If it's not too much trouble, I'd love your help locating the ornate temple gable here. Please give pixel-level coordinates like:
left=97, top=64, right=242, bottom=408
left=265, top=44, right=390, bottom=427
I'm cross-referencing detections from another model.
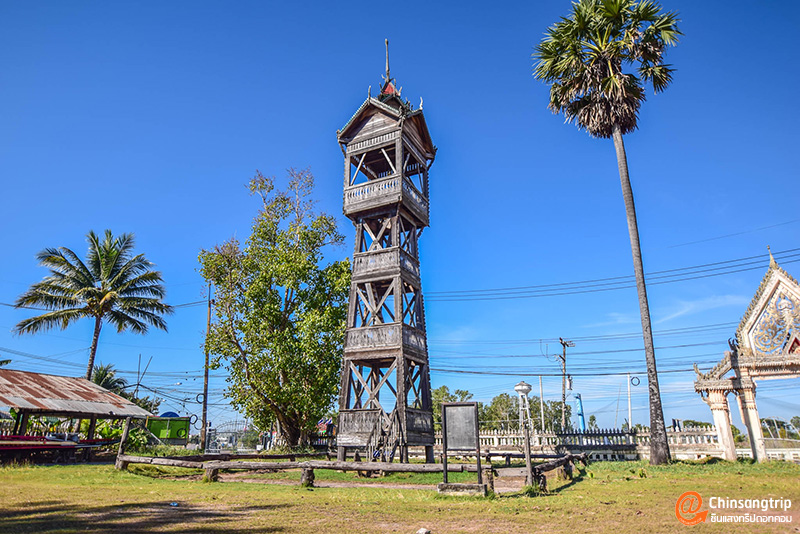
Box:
left=736, top=258, right=800, bottom=356
left=338, top=99, right=402, bottom=144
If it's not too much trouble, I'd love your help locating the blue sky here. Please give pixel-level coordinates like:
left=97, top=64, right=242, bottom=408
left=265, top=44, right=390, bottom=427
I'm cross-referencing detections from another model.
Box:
left=1, top=1, right=798, bottom=432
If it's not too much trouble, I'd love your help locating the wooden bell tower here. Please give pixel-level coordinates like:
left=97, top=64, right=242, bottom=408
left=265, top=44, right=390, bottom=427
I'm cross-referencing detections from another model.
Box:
left=336, top=43, right=436, bottom=463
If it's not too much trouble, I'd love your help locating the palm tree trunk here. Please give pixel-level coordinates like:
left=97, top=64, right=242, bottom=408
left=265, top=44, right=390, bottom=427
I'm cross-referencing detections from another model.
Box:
left=611, top=124, right=670, bottom=465
left=85, top=316, right=103, bottom=380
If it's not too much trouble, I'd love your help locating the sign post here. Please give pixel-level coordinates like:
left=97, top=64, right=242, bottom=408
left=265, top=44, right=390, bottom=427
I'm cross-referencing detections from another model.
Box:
left=440, top=402, right=486, bottom=494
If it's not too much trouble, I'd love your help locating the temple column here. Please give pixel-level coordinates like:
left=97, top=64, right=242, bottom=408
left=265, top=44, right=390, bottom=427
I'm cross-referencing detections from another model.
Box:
left=706, top=390, right=736, bottom=461
left=736, top=387, right=767, bottom=462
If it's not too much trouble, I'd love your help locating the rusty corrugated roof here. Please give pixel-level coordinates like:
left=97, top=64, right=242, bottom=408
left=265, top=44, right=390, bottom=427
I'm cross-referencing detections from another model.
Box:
left=0, top=369, right=151, bottom=418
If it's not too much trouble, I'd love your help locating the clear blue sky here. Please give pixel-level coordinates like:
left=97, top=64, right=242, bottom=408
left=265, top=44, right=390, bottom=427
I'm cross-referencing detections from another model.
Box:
left=1, top=1, right=798, bottom=432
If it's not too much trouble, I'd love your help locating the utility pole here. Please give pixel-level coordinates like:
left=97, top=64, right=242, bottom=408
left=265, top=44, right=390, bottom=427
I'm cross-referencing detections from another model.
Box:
left=558, top=338, right=574, bottom=431
left=627, top=373, right=632, bottom=431
left=200, top=283, right=213, bottom=452
left=538, top=376, right=545, bottom=431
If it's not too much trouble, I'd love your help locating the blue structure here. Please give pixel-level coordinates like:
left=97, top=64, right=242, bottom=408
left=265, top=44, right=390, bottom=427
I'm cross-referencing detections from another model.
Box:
left=575, top=393, right=586, bottom=432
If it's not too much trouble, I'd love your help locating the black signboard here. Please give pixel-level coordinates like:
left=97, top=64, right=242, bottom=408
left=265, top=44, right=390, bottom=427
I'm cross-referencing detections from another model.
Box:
left=444, top=404, right=478, bottom=450
left=441, top=402, right=482, bottom=484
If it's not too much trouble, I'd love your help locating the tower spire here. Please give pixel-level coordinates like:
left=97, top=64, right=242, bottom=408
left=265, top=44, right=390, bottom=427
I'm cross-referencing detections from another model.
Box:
left=385, top=39, right=390, bottom=81
left=768, top=245, right=777, bottom=267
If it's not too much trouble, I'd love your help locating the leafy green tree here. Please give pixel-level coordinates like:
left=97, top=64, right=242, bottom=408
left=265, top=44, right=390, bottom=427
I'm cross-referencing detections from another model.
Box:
left=431, top=386, right=474, bottom=424
left=537, top=398, right=573, bottom=432
left=588, top=414, right=598, bottom=429
left=0, top=359, right=9, bottom=367
left=681, top=419, right=711, bottom=429
left=128, top=394, right=162, bottom=415
left=533, top=0, right=680, bottom=465
left=731, top=424, right=747, bottom=444
left=761, top=418, right=799, bottom=439
left=484, top=393, right=518, bottom=431
left=479, top=393, right=571, bottom=431
left=14, top=230, right=173, bottom=380
left=199, top=169, right=350, bottom=447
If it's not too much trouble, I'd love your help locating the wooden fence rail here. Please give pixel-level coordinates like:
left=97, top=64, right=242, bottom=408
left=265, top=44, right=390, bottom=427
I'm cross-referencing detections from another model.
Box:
left=116, top=450, right=589, bottom=494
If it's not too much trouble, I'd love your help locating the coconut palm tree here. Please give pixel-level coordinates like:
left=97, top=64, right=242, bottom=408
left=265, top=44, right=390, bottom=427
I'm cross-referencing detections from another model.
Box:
left=14, top=230, right=173, bottom=381
left=91, top=363, right=128, bottom=393
left=533, top=0, right=680, bottom=465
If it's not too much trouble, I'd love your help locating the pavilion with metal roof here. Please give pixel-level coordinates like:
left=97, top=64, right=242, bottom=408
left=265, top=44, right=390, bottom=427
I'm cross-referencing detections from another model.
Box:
left=0, top=369, right=151, bottom=435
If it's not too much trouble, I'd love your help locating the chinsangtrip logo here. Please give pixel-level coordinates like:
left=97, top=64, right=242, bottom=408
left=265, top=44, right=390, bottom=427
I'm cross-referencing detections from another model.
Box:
left=676, top=491, right=793, bottom=525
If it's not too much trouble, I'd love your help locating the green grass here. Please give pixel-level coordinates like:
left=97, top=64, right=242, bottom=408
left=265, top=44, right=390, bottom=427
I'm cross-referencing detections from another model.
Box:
left=1, top=460, right=798, bottom=533
left=235, top=468, right=477, bottom=485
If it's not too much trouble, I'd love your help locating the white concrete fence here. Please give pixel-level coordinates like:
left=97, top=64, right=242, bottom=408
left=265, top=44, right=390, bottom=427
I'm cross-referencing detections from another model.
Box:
left=431, top=427, right=800, bottom=462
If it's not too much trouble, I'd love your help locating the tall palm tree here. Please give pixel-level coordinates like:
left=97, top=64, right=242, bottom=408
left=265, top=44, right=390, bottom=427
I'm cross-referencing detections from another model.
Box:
left=91, top=363, right=128, bottom=393
left=14, top=230, right=173, bottom=381
left=533, top=0, right=680, bottom=465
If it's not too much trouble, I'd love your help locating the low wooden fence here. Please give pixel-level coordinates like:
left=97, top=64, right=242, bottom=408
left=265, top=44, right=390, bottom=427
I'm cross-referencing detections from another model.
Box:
left=116, top=451, right=589, bottom=494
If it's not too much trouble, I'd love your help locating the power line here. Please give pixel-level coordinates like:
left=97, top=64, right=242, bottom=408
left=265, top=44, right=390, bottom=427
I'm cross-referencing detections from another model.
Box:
left=430, top=366, right=700, bottom=378
left=0, top=299, right=206, bottom=311
left=424, top=248, right=800, bottom=302
left=667, top=218, right=800, bottom=249
left=428, top=247, right=800, bottom=296
left=0, top=346, right=88, bottom=369
left=429, top=340, right=729, bottom=360
left=428, top=321, right=738, bottom=345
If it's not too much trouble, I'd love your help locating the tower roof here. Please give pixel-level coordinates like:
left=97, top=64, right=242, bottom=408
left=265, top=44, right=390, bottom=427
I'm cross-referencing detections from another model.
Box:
left=336, top=41, right=436, bottom=159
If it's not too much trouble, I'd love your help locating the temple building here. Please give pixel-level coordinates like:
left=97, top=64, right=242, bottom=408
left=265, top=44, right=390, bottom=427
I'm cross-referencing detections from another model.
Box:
left=694, top=251, right=800, bottom=461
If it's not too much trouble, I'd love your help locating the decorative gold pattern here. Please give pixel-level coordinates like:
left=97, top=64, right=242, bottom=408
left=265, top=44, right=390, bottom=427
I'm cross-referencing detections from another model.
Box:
left=751, top=290, right=800, bottom=354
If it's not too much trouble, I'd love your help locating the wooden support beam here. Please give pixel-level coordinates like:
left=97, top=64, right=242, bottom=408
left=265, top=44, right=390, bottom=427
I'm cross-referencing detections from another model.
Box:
left=117, top=454, right=204, bottom=469
left=86, top=417, right=97, bottom=440
left=351, top=154, right=366, bottom=185
left=482, top=466, right=495, bottom=493
left=381, top=148, right=396, bottom=174
left=300, top=467, right=315, bottom=487
left=204, top=467, right=219, bottom=482
left=114, top=417, right=132, bottom=471
left=18, top=411, right=29, bottom=435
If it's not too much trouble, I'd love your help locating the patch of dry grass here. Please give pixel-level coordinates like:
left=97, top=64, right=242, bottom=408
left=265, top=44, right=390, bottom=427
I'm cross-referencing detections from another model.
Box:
left=1, top=460, right=798, bottom=533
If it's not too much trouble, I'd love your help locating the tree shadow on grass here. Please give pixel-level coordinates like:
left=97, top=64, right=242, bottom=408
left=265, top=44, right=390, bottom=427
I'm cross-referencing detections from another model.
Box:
left=1, top=499, right=289, bottom=533
left=548, top=470, right=586, bottom=494
left=495, top=468, right=588, bottom=500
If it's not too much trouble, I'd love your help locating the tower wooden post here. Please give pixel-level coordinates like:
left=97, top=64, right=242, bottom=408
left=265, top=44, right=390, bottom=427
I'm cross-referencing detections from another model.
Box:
left=336, top=57, right=436, bottom=463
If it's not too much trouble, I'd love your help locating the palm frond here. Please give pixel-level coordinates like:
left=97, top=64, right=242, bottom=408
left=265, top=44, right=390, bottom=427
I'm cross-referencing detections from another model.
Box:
left=109, top=254, right=158, bottom=289
left=106, top=232, right=137, bottom=282
left=116, top=296, right=173, bottom=318
left=35, top=248, right=94, bottom=289
left=105, top=309, right=150, bottom=334
left=15, top=284, right=83, bottom=310
left=14, top=308, right=90, bottom=335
